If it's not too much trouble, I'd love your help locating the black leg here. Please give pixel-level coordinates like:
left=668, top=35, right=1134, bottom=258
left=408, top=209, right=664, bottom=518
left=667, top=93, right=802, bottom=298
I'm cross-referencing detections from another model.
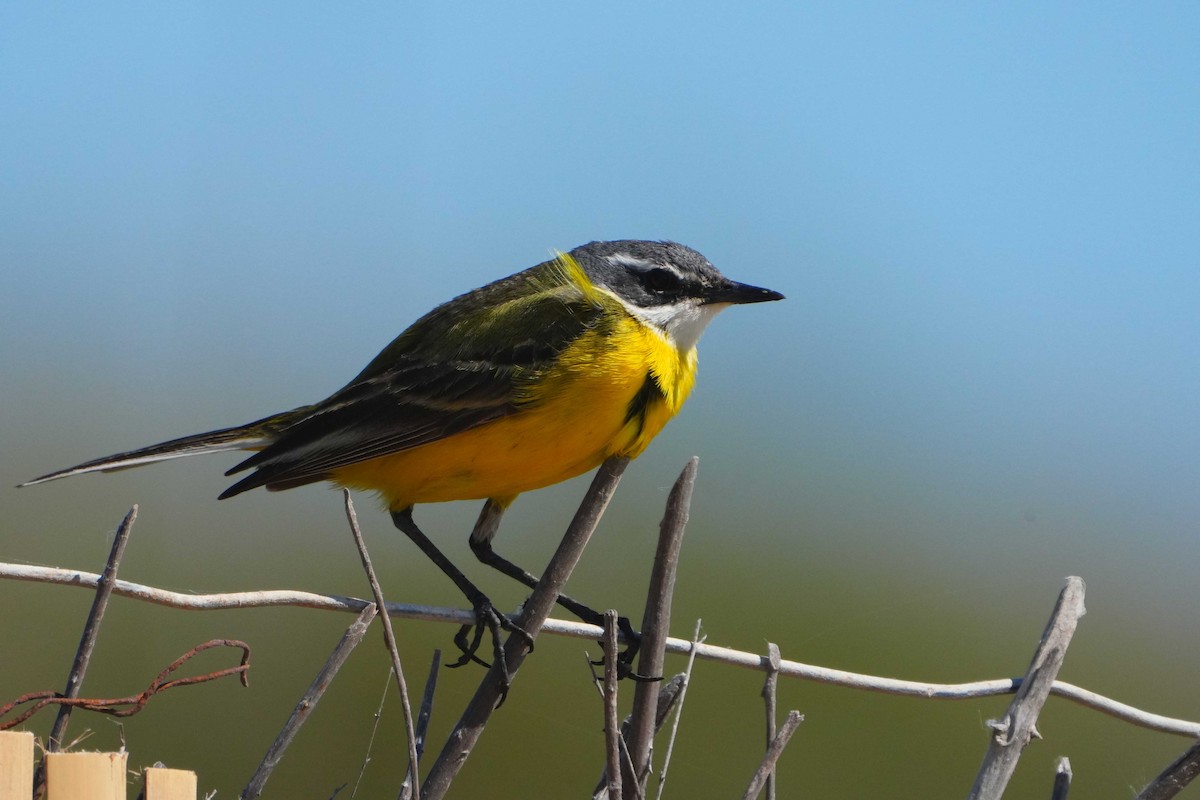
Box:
left=390, top=507, right=533, bottom=699
left=468, top=500, right=651, bottom=680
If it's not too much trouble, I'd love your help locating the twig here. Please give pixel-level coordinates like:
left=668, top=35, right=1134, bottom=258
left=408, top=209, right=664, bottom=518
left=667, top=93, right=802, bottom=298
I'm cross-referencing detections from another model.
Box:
left=1051, top=757, right=1071, bottom=800
left=344, top=491, right=421, bottom=800
left=740, top=710, right=803, bottom=800
left=655, top=619, right=704, bottom=800
left=625, top=457, right=698, bottom=797
left=351, top=667, right=392, bottom=800
left=968, top=576, right=1087, bottom=800
left=602, top=611, right=624, bottom=800
left=400, top=651, right=441, bottom=800
left=419, top=456, right=630, bottom=800
left=1134, top=740, right=1200, bottom=800
left=594, top=675, right=686, bottom=800
left=5, top=564, right=1200, bottom=738
left=760, top=642, right=783, bottom=800
left=48, top=505, right=138, bottom=751
left=241, top=604, right=378, bottom=800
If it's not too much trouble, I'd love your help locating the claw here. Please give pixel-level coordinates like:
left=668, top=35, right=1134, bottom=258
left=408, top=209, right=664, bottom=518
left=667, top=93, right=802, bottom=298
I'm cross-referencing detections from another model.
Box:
left=445, top=593, right=535, bottom=707
left=587, top=614, right=661, bottom=681
left=448, top=623, right=490, bottom=669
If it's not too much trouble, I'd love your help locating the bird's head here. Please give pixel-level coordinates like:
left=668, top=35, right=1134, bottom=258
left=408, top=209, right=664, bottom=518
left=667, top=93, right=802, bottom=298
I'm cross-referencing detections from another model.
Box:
left=569, top=240, right=784, bottom=351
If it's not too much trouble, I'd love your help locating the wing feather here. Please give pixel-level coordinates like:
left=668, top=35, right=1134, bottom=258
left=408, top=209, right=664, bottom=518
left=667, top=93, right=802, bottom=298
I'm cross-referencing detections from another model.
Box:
left=220, top=256, right=606, bottom=498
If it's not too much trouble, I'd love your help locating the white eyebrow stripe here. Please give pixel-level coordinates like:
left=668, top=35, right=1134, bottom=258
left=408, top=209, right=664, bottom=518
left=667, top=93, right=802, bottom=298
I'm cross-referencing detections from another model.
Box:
left=604, top=253, right=683, bottom=277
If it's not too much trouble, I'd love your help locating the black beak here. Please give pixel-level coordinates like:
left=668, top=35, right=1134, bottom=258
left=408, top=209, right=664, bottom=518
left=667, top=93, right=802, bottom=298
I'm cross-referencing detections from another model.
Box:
left=704, top=279, right=785, bottom=305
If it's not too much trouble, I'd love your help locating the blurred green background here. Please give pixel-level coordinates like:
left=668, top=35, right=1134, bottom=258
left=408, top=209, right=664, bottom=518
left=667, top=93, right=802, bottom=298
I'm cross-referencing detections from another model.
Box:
left=3, top=3, right=1199, bottom=798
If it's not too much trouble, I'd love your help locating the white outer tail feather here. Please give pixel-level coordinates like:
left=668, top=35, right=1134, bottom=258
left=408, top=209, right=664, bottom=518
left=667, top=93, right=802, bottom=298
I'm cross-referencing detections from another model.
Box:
left=19, top=435, right=269, bottom=487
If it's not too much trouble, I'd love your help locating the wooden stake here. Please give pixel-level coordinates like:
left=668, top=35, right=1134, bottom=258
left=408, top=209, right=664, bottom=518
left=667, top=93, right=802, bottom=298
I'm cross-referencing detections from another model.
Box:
left=0, top=731, right=34, bottom=800
left=45, top=751, right=126, bottom=800
left=143, top=767, right=196, bottom=800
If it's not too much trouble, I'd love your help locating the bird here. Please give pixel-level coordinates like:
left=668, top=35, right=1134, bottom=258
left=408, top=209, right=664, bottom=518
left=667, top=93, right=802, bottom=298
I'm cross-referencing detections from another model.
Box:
left=22, top=239, right=783, bottom=686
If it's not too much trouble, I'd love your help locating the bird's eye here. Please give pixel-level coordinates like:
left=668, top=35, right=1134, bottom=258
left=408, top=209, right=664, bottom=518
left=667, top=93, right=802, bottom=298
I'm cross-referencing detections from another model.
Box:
left=641, top=267, right=681, bottom=294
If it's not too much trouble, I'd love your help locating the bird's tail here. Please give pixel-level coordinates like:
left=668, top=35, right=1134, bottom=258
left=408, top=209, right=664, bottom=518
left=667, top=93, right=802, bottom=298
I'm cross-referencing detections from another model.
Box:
left=18, top=418, right=280, bottom=487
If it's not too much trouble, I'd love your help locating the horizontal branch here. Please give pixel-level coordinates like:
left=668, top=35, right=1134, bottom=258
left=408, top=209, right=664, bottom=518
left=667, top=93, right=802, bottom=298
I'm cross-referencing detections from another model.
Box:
left=4, top=562, right=1198, bottom=739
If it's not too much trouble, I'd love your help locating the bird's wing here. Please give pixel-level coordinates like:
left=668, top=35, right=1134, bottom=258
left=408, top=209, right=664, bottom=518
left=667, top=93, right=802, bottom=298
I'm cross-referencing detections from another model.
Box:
left=220, top=259, right=607, bottom=498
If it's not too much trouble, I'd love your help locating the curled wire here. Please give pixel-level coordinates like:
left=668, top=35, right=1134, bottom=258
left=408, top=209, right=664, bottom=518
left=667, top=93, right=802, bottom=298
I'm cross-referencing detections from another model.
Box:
left=0, top=639, right=251, bottom=731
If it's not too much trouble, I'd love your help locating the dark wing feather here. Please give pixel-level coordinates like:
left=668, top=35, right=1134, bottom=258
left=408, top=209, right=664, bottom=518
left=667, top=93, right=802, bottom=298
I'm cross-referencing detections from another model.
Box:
left=219, top=259, right=605, bottom=499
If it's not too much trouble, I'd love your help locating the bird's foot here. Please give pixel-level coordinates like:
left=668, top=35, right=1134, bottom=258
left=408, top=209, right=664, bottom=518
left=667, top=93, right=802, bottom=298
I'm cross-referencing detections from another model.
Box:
left=447, top=592, right=534, bottom=706
left=589, top=614, right=661, bottom=682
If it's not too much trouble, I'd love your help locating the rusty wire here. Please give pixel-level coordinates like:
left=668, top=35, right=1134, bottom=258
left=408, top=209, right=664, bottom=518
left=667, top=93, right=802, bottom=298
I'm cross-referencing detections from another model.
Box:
left=0, top=638, right=251, bottom=731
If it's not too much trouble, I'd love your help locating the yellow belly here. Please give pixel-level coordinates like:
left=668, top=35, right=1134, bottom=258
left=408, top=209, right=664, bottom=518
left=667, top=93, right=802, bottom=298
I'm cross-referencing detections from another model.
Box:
left=330, top=319, right=696, bottom=510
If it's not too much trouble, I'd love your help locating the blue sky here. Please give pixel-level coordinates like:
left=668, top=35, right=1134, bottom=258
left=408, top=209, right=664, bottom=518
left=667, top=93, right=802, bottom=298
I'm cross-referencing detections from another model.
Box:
left=2, top=4, right=1198, bottom=796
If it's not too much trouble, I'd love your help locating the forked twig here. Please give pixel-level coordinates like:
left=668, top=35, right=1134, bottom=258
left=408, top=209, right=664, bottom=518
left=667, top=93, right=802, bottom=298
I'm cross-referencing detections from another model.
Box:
left=344, top=491, right=420, bottom=800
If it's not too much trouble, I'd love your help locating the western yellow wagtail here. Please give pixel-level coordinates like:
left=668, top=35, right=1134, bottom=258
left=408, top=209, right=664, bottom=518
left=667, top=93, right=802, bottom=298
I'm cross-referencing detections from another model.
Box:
left=23, top=239, right=783, bottom=682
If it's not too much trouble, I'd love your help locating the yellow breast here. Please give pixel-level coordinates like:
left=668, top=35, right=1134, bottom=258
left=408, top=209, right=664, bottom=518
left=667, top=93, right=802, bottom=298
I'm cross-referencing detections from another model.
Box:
left=331, top=310, right=697, bottom=510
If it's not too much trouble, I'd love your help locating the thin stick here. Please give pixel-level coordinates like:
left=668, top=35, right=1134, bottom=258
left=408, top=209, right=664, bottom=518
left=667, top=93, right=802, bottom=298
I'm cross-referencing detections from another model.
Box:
left=602, top=611, right=624, bottom=800
left=740, top=710, right=804, bottom=800
left=592, top=674, right=684, bottom=800
left=241, top=604, right=377, bottom=800
left=968, top=577, right=1087, bottom=800
left=344, top=491, right=421, bottom=800
left=400, top=651, right=441, bottom=800
left=5, top=565, right=1199, bottom=738
left=351, top=667, right=392, bottom=800
left=47, top=505, right=138, bottom=752
left=760, top=642, right=783, bottom=800
left=655, top=619, right=704, bottom=800
left=1133, top=740, right=1200, bottom=800
left=419, top=456, right=630, bottom=800
left=1051, top=757, right=1072, bottom=800
left=624, top=457, right=698, bottom=797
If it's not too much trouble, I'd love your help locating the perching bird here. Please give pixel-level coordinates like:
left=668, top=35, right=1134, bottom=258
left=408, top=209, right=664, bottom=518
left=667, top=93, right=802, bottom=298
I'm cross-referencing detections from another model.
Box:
left=22, top=239, right=783, bottom=684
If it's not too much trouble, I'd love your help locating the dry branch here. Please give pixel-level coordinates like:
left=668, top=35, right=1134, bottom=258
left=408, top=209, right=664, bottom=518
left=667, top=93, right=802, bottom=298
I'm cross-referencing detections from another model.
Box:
left=761, top=642, right=782, bottom=800
left=741, top=710, right=803, bottom=800
left=400, top=651, right=441, bottom=800
left=1134, top=740, right=1200, bottom=800
left=624, top=457, right=697, bottom=797
left=47, top=505, right=137, bottom=751
left=1051, top=757, right=1071, bottom=800
left=968, top=576, right=1086, bottom=800
left=593, top=675, right=685, bottom=800
left=602, top=611, right=624, bottom=800
left=418, top=456, right=630, bottom=800
left=654, top=619, right=703, bottom=800
left=241, top=604, right=377, bottom=800
left=343, top=491, right=420, bottom=799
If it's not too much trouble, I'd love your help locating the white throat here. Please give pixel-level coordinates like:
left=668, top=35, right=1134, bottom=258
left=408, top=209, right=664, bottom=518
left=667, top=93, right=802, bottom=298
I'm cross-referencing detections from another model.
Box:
left=620, top=297, right=729, bottom=353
